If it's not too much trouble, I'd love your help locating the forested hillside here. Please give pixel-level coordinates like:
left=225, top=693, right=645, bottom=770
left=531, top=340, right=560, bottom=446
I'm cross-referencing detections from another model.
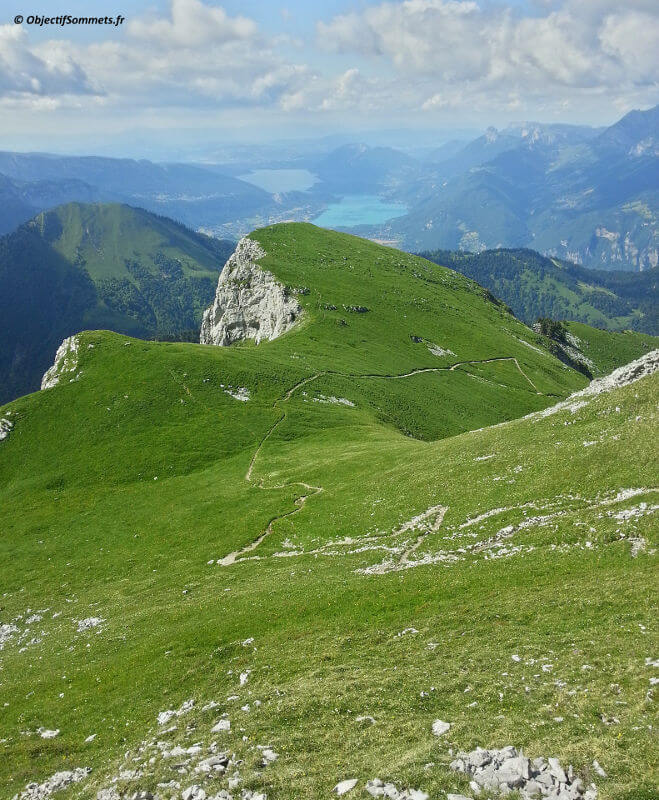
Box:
left=0, top=203, right=233, bottom=402
left=420, top=247, right=657, bottom=333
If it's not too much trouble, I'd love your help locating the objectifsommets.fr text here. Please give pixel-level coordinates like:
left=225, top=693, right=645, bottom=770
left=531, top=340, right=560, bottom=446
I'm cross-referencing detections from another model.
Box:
left=14, top=14, right=125, bottom=26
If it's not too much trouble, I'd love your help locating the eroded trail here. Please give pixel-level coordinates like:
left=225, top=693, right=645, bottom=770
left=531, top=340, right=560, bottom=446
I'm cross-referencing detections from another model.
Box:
left=398, top=505, right=447, bottom=566
left=219, top=482, right=322, bottom=566
left=222, top=356, right=549, bottom=565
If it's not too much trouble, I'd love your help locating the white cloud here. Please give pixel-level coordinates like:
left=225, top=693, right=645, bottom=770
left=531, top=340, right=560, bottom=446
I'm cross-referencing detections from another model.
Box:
left=0, top=0, right=656, bottom=126
left=0, top=1, right=310, bottom=111
left=599, top=11, right=659, bottom=84
left=0, top=25, right=93, bottom=97
left=317, top=0, right=659, bottom=107
left=127, top=0, right=257, bottom=47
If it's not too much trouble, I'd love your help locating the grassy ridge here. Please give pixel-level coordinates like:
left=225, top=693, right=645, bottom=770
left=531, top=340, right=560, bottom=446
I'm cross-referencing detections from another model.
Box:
left=38, top=202, right=224, bottom=282
left=564, top=322, right=659, bottom=375
left=0, top=224, right=656, bottom=798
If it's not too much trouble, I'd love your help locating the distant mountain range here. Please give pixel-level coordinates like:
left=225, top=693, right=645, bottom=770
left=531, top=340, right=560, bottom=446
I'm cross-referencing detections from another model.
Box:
left=0, top=203, right=232, bottom=403
left=0, top=152, right=272, bottom=236
left=311, top=143, right=419, bottom=194
left=380, top=106, right=659, bottom=271
left=0, top=105, right=656, bottom=271
left=420, top=248, right=657, bottom=334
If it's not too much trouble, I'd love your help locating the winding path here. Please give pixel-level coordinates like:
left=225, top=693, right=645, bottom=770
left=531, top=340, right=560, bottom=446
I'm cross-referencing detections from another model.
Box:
left=220, top=355, right=545, bottom=566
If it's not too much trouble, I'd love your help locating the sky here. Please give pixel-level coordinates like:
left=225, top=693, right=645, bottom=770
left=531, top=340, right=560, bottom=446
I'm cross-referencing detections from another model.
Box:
left=1, top=0, right=658, bottom=158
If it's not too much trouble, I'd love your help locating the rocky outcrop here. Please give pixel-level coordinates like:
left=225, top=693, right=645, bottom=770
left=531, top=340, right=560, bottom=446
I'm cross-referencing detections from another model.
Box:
left=200, top=237, right=302, bottom=347
left=535, top=349, right=658, bottom=418
left=0, top=415, right=13, bottom=441
left=450, top=745, right=598, bottom=799
left=575, top=348, right=658, bottom=396
left=40, top=336, right=80, bottom=390
left=12, top=767, right=91, bottom=800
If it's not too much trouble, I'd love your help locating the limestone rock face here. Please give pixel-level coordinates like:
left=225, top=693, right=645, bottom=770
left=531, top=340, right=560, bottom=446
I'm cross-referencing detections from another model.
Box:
left=41, top=335, right=80, bottom=390
left=0, top=416, right=13, bottom=442
left=200, top=236, right=302, bottom=347
left=578, top=348, right=658, bottom=395
left=531, top=348, right=658, bottom=420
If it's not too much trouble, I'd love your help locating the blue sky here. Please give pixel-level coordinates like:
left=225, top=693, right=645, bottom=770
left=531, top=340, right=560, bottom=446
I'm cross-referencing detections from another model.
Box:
left=1, top=0, right=657, bottom=157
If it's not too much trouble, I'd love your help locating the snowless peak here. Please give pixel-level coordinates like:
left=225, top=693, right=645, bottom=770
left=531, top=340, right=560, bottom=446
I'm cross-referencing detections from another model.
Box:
left=200, top=236, right=302, bottom=347
left=485, top=127, right=499, bottom=143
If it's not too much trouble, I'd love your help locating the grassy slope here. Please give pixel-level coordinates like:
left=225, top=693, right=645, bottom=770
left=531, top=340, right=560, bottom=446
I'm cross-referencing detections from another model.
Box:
left=0, top=224, right=656, bottom=799
left=39, top=202, right=224, bottom=283
left=565, top=322, right=659, bottom=375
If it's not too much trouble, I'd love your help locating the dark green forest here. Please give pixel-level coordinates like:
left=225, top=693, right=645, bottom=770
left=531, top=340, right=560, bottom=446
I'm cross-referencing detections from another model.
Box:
left=420, top=247, right=657, bottom=334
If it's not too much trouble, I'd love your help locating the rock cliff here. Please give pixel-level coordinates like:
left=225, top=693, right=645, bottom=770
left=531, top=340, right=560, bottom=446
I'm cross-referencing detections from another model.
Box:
left=41, top=335, right=80, bottom=390
left=200, top=237, right=301, bottom=347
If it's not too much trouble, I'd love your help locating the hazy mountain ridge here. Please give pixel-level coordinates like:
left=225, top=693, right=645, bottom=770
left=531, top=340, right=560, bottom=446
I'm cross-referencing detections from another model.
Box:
left=0, top=152, right=273, bottom=235
left=388, top=106, right=659, bottom=270
left=0, top=106, right=656, bottom=270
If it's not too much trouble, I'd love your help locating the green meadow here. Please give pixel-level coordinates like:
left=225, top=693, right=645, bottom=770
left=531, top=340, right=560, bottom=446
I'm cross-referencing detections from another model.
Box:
left=1, top=225, right=656, bottom=799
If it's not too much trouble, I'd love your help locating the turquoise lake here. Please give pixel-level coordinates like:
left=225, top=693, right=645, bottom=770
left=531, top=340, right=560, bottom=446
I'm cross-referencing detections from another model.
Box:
left=313, top=195, right=408, bottom=228
left=238, top=169, right=318, bottom=192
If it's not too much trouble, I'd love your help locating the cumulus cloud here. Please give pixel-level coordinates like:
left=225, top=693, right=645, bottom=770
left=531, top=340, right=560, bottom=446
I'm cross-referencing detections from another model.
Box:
left=127, top=0, right=257, bottom=47
left=0, top=25, right=93, bottom=98
left=317, top=0, right=659, bottom=110
left=0, top=0, right=656, bottom=122
left=0, top=0, right=310, bottom=111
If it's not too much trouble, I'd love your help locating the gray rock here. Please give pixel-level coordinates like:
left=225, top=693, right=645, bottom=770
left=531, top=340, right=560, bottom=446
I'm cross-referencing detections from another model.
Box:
left=468, top=748, right=492, bottom=769
left=591, top=761, right=606, bottom=779
left=536, top=771, right=555, bottom=790
left=473, top=764, right=501, bottom=790
left=506, top=755, right=531, bottom=780
left=0, top=417, right=13, bottom=442
left=522, top=779, right=543, bottom=796
left=431, top=719, right=451, bottom=736
left=333, top=778, right=358, bottom=795
left=196, top=754, right=229, bottom=773
left=548, top=758, right=567, bottom=783
left=449, top=745, right=594, bottom=799
left=97, top=790, right=120, bottom=800
left=200, top=237, right=302, bottom=347
left=497, top=768, right=525, bottom=789
left=405, top=790, right=428, bottom=800
left=365, top=779, right=385, bottom=797
left=41, top=336, right=80, bottom=390
left=181, top=786, right=206, bottom=800
left=16, top=768, right=91, bottom=800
